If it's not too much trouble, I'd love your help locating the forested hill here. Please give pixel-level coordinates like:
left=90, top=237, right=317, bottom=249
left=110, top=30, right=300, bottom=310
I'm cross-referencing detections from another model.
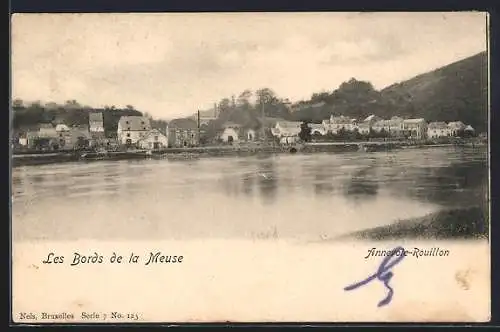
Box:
left=381, top=51, right=488, bottom=132
left=289, top=51, right=488, bottom=132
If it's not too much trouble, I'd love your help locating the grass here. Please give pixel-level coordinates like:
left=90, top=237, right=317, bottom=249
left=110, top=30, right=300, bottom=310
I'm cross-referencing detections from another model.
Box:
left=342, top=206, right=489, bottom=241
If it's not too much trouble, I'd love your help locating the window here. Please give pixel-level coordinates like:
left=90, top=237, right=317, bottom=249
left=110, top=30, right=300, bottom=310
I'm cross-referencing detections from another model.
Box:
left=126, top=121, right=129, bottom=124
left=154, top=136, right=158, bottom=141
left=126, top=133, right=130, bottom=137
left=141, top=121, right=145, bottom=125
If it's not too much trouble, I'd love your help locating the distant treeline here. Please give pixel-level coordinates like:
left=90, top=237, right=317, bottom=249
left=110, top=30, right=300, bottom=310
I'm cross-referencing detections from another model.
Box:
left=11, top=100, right=168, bottom=137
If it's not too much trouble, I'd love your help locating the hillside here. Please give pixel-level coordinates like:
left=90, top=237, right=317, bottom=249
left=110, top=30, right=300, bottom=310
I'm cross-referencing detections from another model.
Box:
left=290, top=78, right=391, bottom=123
left=381, top=51, right=488, bottom=132
left=287, top=52, right=488, bottom=132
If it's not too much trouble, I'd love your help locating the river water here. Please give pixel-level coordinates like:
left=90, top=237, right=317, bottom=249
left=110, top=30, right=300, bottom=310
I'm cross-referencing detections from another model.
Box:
left=11, top=146, right=488, bottom=242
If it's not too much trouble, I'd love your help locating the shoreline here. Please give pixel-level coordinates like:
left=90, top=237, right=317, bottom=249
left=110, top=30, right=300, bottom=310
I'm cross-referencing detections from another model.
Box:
left=11, top=141, right=486, bottom=167
left=336, top=206, right=489, bottom=241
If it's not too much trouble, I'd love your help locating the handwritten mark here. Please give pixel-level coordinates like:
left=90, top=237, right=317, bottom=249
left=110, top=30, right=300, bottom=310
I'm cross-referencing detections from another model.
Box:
left=344, top=246, right=405, bottom=307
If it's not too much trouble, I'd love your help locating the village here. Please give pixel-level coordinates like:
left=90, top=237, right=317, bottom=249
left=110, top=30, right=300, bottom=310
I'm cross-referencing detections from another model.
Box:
left=12, top=104, right=479, bottom=154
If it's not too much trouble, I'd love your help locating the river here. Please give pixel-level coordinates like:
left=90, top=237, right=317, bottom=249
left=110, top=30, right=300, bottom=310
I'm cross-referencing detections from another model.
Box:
left=11, top=146, right=488, bottom=242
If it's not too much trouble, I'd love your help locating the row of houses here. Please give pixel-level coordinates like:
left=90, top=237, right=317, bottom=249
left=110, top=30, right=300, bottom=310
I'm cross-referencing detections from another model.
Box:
left=15, top=110, right=477, bottom=151
left=115, top=113, right=477, bottom=148
left=15, top=112, right=202, bottom=150
left=270, top=115, right=475, bottom=143
left=16, top=113, right=107, bottom=150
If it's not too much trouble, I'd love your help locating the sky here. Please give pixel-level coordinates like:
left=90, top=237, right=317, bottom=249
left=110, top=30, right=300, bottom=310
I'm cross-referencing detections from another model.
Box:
left=11, top=12, right=487, bottom=120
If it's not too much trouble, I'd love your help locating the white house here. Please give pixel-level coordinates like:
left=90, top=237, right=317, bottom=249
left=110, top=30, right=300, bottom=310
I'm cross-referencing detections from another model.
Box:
left=89, top=112, right=105, bottom=134
left=465, top=125, right=475, bottom=134
left=38, top=123, right=57, bottom=138
left=55, top=124, right=70, bottom=132
left=322, top=115, right=358, bottom=133
left=273, top=121, right=302, bottom=137
left=372, top=116, right=404, bottom=136
left=221, top=122, right=241, bottom=143
left=308, top=123, right=326, bottom=136
left=18, top=137, right=28, bottom=146
left=137, top=129, right=168, bottom=150
left=117, top=116, right=152, bottom=145
left=245, top=128, right=257, bottom=141
left=358, top=115, right=382, bottom=135
left=448, top=121, right=466, bottom=136
left=427, top=122, right=452, bottom=138
left=402, top=118, right=427, bottom=139
left=270, top=121, right=302, bottom=144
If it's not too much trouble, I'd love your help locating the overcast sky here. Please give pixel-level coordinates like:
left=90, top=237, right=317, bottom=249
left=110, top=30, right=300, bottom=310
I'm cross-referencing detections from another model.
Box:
left=12, top=12, right=487, bottom=120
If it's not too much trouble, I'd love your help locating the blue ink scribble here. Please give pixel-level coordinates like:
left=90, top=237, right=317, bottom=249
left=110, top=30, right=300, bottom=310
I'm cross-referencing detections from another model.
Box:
left=344, top=246, right=405, bottom=307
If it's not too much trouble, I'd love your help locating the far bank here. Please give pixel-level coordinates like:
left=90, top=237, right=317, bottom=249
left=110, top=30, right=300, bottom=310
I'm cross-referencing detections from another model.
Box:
left=11, top=139, right=487, bottom=168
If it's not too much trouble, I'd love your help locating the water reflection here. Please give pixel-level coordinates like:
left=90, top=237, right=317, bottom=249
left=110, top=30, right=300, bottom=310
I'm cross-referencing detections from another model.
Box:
left=256, top=159, right=278, bottom=204
left=343, top=165, right=379, bottom=201
left=11, top=147, right=488, bottom=242
left=313, top=171, right=335, bottom=196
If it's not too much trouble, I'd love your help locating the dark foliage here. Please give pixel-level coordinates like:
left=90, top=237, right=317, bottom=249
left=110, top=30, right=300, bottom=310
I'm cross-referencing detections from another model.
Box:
left=299, top=121, right=312, bottom=142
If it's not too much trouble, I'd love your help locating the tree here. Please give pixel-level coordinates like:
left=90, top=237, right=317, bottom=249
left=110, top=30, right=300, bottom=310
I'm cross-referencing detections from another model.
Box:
left=125, top=105, right=135, bottom=110
left=75, top=136, right=89, bottom=150
left=311, top=92, right=330, bottom=103
left=237, top=89, right=253, bottom=107
left=299, top=122, right=312, bottom=142
left=256, top=88, right=278, bottom=105
left=338, top=127, right=347, bottom=140
left=65, top=100, right=81, bottom=109
left=218, top=98, right=231, bottom=113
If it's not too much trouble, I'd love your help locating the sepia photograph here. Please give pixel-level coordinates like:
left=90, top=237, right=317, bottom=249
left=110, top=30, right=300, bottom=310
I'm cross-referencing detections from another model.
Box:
left=11, top=12, right=490, bottom=323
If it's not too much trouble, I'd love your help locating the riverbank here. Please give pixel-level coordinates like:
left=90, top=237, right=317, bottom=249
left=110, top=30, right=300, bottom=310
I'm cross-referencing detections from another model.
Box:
left=338, top=206, right=489, bottom=241
left=12, top=141, right=486, bottom=167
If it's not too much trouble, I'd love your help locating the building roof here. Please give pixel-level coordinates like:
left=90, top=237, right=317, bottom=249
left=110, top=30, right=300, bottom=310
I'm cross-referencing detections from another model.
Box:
left=276, top=121, right=302, bottom=129
left=39, top=123, right=54, bottom=129
left=72, top=124, right=90, bottom=131
left=118, top=116, right=151, bottom=131
left=428, top=121, right=448, bottom=129
left=308, top=123, right=324, bottom=130
left=330, top=115, right=355, bottom=124
left=137, top=129, right=167, bottom=142
left=168, top=118, right=198, bottom=130
left=223, top=121, right=241, bottom=128
left=403, top=118, right=425, bottom=124
left=448, top=121, right=466, bottom=129
left=89, top=112, right=103, bottom=122
left=364, top=115, right=377, bottom=122
left=55, top=124, right=70, bottom=132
